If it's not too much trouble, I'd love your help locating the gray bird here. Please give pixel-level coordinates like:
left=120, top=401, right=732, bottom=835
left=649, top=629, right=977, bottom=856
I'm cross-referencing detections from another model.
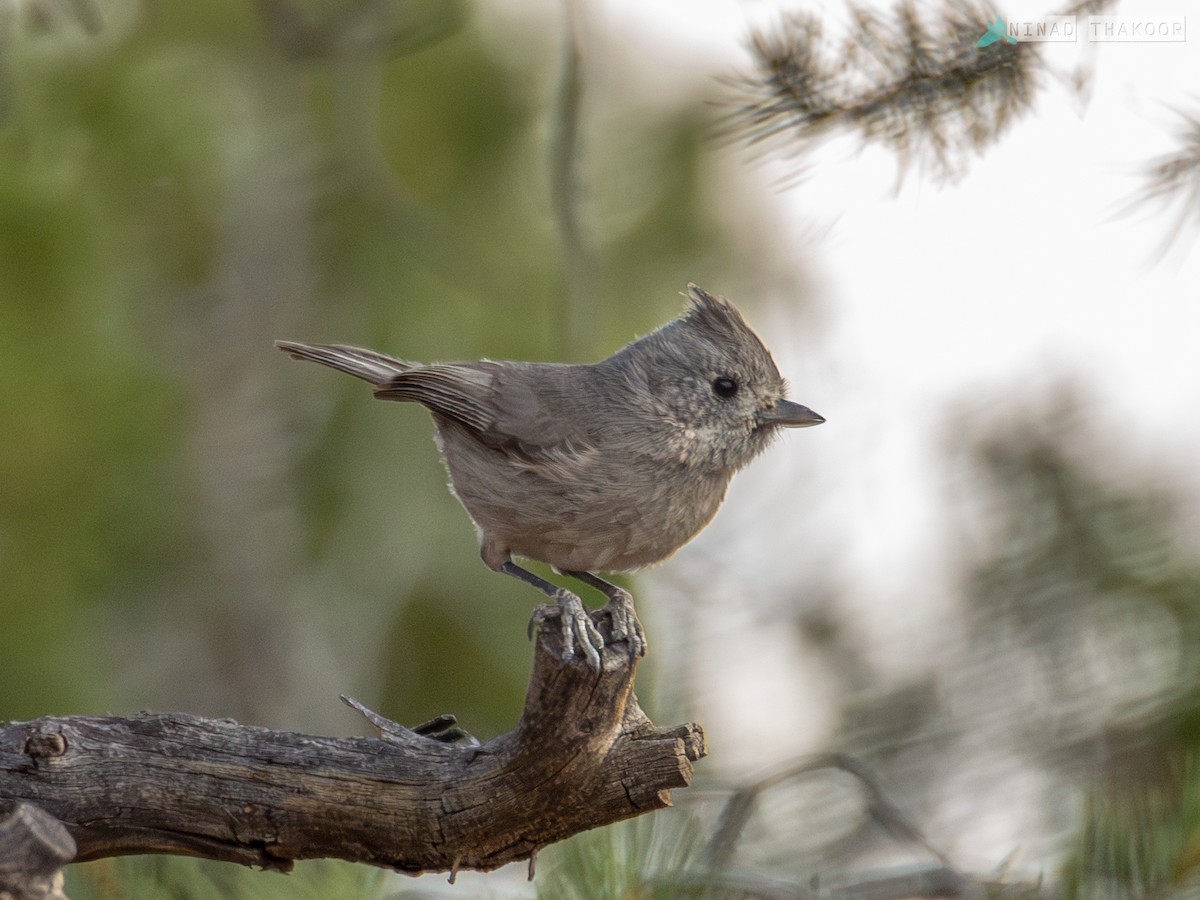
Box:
left=277, top=284, right=823, bottom=667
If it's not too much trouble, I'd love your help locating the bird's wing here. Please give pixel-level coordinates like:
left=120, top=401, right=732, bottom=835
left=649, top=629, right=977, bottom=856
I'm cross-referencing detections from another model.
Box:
left=374, top=364, right=498, bottom=433
left=374, top=363, right=589, bottom=457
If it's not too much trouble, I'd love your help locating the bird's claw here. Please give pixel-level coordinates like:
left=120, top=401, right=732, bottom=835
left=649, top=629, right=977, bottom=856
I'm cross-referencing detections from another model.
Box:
left=591, top=590, right=646, bottom=659
left=528, top=591, right=604, bottom=669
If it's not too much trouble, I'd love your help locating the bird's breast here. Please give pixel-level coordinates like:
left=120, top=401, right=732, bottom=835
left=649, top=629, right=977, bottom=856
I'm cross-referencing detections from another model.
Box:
left=436, top=422, right=733, bottom=572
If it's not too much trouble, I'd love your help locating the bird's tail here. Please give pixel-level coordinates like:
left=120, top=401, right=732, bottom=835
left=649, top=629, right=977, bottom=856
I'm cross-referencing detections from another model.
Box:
left=274, top=340, right=412, bottom=386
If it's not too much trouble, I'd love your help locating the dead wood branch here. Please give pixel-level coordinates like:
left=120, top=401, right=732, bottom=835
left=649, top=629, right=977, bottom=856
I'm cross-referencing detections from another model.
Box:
left=0, top=624, right=704, bottom=887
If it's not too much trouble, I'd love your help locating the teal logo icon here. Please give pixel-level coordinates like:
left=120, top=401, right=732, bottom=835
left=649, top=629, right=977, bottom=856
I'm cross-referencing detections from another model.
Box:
left=976, top=17, right=1018, bottom=46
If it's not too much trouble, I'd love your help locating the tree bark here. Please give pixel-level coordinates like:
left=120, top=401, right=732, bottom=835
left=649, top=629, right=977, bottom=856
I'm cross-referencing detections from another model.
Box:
left=0, top=624, right=704, bottom=885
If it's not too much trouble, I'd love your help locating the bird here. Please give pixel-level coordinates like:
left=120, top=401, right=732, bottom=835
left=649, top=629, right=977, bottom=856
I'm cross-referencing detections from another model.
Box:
left=276, top=284, right=823, bottom=668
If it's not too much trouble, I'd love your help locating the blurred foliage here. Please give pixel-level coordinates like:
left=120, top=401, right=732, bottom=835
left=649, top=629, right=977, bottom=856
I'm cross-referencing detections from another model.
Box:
left=67, top=856, right=387, bottom=900
left=962, top=400, right=1200, bottom=769
left=536, top=812, right=709, bottom=900
left=1066, top=753, right=1200, bottom=899
left=380, top=577, right=526, bottom=734
left=962, top=400, right=1200, bottom=898
left=951, top=397, right=1200, bottom=898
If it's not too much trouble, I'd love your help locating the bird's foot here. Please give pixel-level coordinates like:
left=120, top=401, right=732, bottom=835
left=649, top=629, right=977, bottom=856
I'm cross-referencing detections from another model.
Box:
left=591, top=588, right=646, bottom=659
left=528, top=590, right=605, bottom=669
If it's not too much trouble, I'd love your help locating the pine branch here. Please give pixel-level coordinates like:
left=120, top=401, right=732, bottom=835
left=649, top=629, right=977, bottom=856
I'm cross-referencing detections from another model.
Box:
left=724, top=1, right=1040, bottom=183
left=1135, top=103, right=1200, bottom=253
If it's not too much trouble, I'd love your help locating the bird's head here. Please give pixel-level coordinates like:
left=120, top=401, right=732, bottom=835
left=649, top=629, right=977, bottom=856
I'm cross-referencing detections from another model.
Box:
left=606, top=284, right=823, bottom=472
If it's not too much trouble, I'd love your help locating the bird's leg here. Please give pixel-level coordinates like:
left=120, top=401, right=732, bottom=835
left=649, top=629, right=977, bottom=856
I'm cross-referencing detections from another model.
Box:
left=500, top=561, right=604, bottom=668
left=563, top=570, right=646, bottom=659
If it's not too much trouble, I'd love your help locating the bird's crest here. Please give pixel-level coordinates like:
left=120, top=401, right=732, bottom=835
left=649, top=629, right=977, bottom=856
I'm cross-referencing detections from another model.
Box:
left=681, top=283, right=755, bottom=344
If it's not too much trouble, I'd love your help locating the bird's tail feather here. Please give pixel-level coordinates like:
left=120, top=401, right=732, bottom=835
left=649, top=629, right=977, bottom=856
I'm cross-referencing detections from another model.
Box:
left=275, top=340, right=412, bottom=386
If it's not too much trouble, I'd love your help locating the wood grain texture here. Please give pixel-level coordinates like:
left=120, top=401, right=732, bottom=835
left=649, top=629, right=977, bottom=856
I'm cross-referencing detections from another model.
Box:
left=0, top=624, right=704, bottom=884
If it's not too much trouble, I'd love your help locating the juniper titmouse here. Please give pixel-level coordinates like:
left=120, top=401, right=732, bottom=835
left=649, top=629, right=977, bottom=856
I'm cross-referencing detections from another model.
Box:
left=277, top=284, right=823, bottom=668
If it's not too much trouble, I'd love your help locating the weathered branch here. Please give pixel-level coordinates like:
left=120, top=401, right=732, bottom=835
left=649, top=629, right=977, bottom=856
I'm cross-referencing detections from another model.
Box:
left=0, top=624, right=704, bottom=884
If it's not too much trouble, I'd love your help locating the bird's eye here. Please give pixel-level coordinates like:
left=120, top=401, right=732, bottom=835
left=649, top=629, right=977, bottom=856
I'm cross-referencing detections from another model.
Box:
left=711, top=376, right=739, bottom=399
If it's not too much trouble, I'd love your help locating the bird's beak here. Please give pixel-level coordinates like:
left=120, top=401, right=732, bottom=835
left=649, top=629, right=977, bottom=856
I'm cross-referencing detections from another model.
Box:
left=758, top=399, right=825, bottom=428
